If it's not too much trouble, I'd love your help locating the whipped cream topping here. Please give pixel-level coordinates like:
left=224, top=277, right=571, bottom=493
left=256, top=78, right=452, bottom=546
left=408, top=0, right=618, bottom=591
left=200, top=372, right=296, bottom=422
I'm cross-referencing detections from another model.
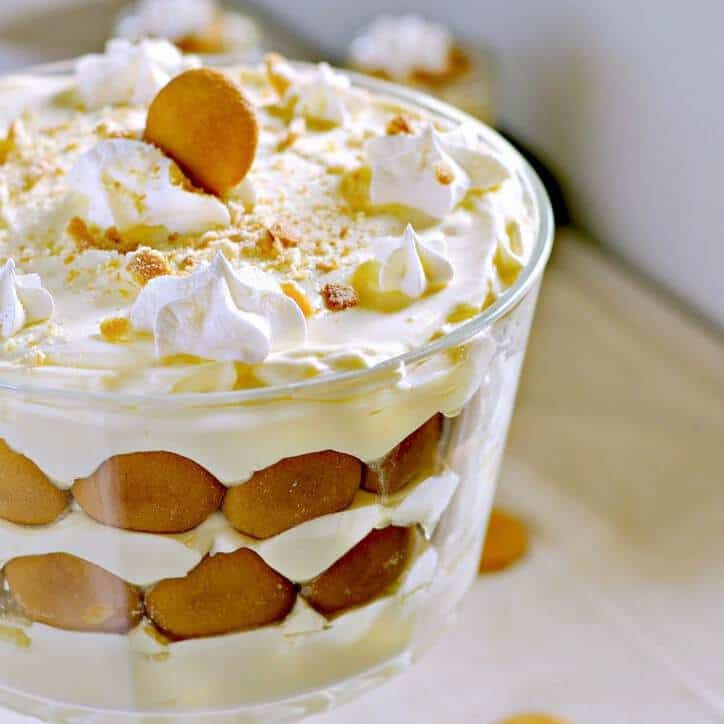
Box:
left=67, top=139, right=230, bottom=235
left=0, top=260, right=54, bottom=338
left=75, top=38, right=198, bottom=109
left=0, top=63, right=535, bottom=405
left=366, top=124, right=468, bottom=219
left=285, top=62, right=352, bottom=126
left=349, top=14, right=454, bottom=81
left=130, top=252, right=307, bottom=363
left=442, top=122, right=511, bottom=190
left=116, top=0, right=218, bottom=42
left=373, top=224, right=454, bottom=298
left=366, top=123, right=510, bottom=219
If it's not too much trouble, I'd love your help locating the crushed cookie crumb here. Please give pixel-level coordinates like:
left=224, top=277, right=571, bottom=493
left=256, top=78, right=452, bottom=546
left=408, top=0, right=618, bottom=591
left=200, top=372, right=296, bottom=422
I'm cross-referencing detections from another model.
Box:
left=127, top=249, right=171, bottom=285
left=315, top=258, right=339, bottom=273
left=386, top=114, right=414, bottom=135
left=100, top=317, right=131, bottom=343
left=322, top=282, right=358, bottom=311
left=435, top=161, right=455, bottom=185
left=268, top=222, right=299, bottom=249
left=281, top=280, right=314, bottom=318
left=255, top=229, right=282, bottom=259
left=95, top=122, right=139, bottom=141
left=276, top=118, right=306, bottom=152
left=66, top=216, right=95, bottom=249
left=67, top=217, right=140, bottom=253
left=179, top=255, right=196, bottom=271
left=265, top=53, right=294, bottom=96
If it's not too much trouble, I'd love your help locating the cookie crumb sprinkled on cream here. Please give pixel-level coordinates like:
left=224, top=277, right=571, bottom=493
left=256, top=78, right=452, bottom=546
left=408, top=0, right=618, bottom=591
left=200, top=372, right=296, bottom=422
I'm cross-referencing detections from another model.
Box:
left=322, top=282, right=359, bottom=311
left=128, top=249, right=171, bottom=286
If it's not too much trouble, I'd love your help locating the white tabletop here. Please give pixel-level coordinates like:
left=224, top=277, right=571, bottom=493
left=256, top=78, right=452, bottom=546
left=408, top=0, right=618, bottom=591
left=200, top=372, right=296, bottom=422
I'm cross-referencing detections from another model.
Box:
left=4, top=231, right=723, bottom=723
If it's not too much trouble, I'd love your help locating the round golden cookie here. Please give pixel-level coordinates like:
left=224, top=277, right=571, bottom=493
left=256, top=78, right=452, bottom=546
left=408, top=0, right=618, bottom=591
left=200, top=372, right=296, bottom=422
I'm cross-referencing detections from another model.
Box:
left=0, top=439, right=69, bottom=525
left=72, top=451, right=225, bottom=534
left=363, top=415, right=443, bottom=495
left=4, top=553, right=142, bottom=634
left=222, top=451, right=362, bottom=539
left=144, top=67, right=258, bottom=196
left=301, top=526, right=412, bottom=616
left=145, top=548, right=296, bottom=640
left=479, top=508, right=528, bottom=573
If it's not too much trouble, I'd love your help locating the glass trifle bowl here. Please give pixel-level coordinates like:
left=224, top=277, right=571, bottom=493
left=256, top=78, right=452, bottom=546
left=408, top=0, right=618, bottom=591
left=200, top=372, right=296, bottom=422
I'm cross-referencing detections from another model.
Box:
left=0, top=43, right=553, bottom=724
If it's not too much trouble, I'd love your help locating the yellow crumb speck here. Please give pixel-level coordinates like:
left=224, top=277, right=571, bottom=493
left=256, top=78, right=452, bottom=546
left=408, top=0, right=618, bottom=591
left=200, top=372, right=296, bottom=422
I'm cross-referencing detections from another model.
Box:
left=281, top=280, right=314, bottom=318
left=100, top=317, right=131, bottom=343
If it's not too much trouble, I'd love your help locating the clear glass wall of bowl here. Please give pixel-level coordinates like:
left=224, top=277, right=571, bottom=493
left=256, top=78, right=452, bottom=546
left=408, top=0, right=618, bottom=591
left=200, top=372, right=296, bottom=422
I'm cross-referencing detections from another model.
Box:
left=0, top=65, right=553, bottom=723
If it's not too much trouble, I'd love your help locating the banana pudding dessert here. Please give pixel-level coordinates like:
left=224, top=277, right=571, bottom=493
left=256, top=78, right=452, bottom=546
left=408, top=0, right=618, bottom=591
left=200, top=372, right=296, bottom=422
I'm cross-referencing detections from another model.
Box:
left=0, top=40, right=547, bottom=718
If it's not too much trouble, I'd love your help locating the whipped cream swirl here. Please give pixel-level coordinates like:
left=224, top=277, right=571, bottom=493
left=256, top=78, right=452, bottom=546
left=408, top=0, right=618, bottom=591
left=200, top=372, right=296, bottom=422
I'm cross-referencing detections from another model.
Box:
left=373, top=224, right=453, bottom=298
left=0, top=260, right=54, bottom=338
left=366, top=123, right=510, bottom=219
left=349, top=14, right=453, bottom=81
left=116, top=0, right=218, bottom=42
left=75, top=38, right=198, bottom=109
left=130, top=252, right=307, bottom=363
left=68, top=139, right=230, bottom=235
left=286, top=63, right=351, bottom=127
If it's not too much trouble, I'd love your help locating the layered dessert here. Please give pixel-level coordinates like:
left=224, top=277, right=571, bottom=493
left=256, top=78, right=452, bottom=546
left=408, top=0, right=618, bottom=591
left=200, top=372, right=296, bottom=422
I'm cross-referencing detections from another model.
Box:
left=115, top=0, right=260, bottom=56
left=347, top=14, right=496, bottom=122
left=0, top=41, right=545, bottom=718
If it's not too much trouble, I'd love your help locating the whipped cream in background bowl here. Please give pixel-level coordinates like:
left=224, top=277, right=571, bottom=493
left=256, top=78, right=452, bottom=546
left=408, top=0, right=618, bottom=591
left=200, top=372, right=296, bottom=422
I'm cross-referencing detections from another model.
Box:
left=348, top=14, right=497, bottom=124
left=115, top=0, right=261, bottom=58
left=0, top=55, right=553, bottom=723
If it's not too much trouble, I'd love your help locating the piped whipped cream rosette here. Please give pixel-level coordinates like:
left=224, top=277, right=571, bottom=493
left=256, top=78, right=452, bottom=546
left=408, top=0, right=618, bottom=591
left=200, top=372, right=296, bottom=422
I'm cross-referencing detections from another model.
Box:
left=0, top=259, right=54, bottom=338
left=372, top=224, right=454, bottom=299
left=266, top=56, right=355, bottom=127
left=130, top=252, right=307, bottom=363
left=366, top=122, right=510, bottom=218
